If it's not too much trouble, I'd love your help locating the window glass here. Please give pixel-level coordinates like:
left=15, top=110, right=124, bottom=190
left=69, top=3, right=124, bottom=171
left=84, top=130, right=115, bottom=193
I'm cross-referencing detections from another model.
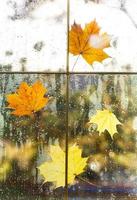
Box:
left=69, top=74, right=137, bottom=198
left=70, top=0, right=137, bottom=72
left=0, top=1, right=66, bottom=72
left=0, top=74, right=66, bottom=199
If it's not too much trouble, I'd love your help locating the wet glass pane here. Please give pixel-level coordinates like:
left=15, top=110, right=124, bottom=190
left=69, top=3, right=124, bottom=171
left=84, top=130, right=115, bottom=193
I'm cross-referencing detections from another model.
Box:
left=69, top=0, right=137, bottom=72
left=0, top=1, right=66, bottom=72
left=68, top=74, right=137, bottom=199
left=0, top=73, right=66, bottom=199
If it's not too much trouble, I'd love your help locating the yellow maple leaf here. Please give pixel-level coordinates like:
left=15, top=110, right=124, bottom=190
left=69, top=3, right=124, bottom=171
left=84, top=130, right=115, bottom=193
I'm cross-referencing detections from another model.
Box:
left=38, top=145, right=87, bottom=188
left=7, top=81, right=48, bottom=116
left=69, top=20, right=110, bottom=65
left=89, top=109, right=121, bottom=138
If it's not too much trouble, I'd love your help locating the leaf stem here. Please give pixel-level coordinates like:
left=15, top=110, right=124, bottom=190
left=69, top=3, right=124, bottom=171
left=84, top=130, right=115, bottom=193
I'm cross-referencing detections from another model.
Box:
left=72, top=55, right=81, bottom=71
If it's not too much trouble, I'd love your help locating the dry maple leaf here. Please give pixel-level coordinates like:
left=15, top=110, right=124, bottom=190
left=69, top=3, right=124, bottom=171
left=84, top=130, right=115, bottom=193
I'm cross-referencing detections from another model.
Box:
left=38, top=145, right=87, bottom=188
left=89, top=109, right=121, bottom=138
left=69, top=20, right=110, bottom=65
left=7, top=81, right=48, bottom=116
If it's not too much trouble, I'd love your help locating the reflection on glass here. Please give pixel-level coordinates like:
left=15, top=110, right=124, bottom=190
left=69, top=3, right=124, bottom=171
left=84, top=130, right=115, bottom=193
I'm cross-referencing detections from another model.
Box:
left=0, top=1, right=66, bottom=72
left=0, top=74, right=66, bottom=199
left=69, top=74, right=137, bottom=198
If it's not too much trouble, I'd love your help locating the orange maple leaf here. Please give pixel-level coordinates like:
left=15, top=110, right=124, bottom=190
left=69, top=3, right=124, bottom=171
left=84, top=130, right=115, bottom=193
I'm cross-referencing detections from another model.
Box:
left=7, top=81, right=48, bottom=116
left=69, top=20, right=110, bottom=65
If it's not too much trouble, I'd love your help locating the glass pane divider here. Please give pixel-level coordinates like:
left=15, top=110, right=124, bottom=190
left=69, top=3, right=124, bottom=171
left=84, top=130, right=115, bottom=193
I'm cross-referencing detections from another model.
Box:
left=65, top=0, right=70, bottom=199
left=1, top=72, right=137, bottom=75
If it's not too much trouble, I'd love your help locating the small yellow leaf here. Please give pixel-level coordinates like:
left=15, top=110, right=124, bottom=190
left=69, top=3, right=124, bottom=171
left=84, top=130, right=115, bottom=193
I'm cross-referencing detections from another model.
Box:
left=38, top=145, right=87, bottom=188
left=89, top=109, right=121, bottom=138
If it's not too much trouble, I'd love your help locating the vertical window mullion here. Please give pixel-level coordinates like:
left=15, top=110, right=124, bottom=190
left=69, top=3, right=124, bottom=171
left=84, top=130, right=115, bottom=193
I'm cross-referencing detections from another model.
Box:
left=65, top=0, right=70, bottom=199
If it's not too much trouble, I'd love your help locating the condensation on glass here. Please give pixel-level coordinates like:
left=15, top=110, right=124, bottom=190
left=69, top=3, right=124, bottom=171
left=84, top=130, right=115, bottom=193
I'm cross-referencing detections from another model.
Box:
left=68, top=74, right=137, bottom=199
left=0, top=74, right=66, bottom=199
left=1, top=0, right=137, bottom=199
left=0, top=1, right=66, bottom=72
